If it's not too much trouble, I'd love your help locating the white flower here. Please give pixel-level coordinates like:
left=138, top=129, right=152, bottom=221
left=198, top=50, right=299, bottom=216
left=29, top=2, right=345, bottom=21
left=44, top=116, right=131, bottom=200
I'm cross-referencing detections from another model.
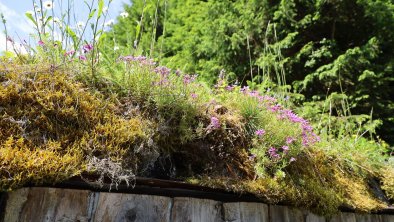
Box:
left=102, top=7, right=108, bottom=13
left=35, top=8, right=41, bottom=13
left=120, top=12, right=129, bottom=18
left=104, top=19, right=114, bottom=27
left=114, top=46, right=119, bottom=50
left=43, top=1, right=54, bottom=10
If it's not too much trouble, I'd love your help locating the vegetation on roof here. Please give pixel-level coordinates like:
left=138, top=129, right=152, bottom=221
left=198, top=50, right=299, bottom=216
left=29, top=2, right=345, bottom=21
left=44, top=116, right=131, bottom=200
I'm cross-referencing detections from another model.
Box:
left=0, top=0, right=393, bottom=217
left=1, top=57, right=392, bottom=216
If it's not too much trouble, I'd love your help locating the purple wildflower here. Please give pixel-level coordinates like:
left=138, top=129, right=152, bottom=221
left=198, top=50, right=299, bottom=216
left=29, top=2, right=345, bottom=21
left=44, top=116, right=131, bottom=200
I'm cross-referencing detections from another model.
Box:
left=183, top=74, right=197, bottom=85
left=286, top=137, right=295, bottom=144
left=79, top=55, right=87, bottom=61
left=240, top=86, right=249, bottom=94
left=225, top=85, right=235, bottom=91
left=154, top=66, right=171, bottom=77
left=190, top=93, right=198, bottom=99
left=64, top=50, right=75, bottom=56
left=248, top=90, right=259, bottom=98
left=302, top=122, right=313, bottom=131
left=118, top=55, right=156, bottom=66
left=301, top=132, right=312, bottom=147
left=290, top=157, right=296, bottom=163
left=281, top=145, right=289, bottom=153
left=259, top=95, right=277, bottom=104
left=268, top=147, right=280, bottom=159
left=83, top=44, right=93, bottom=53
left=119, top=55, right=134, bottom=62
left=269, top=104, right=283, bottom=112
left=280, top=109, right=302, bottom=123
left=38, top=40, right=45, bottom=46
left=255, top=129, right=266, bottom=137
left=209, top=116, right=221, bottom=129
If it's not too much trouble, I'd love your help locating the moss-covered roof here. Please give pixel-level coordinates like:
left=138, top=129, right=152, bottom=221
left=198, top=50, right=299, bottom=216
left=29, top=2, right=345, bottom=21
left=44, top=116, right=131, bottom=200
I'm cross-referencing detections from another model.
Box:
left=0, top=60, right=393, bottom=216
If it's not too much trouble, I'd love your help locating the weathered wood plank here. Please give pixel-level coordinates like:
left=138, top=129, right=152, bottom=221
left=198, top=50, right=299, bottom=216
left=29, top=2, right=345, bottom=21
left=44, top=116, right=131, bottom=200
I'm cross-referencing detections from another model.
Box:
left=3, top=187, right=394, bottom=222
left=305, top=212, right=326, bottom=222
left=222, top=202, right=268, bottom=222
left=3, top=188, right=29, bottom=222
left=92, top=193, right=171, bottom=222
left=355, top=214, right=383, bottom=222
left=329, top=212, right=357, bottom=222
left=6, top=187, right=90, bottom=222
left=381, top=215, right=394, bottom=222
left=269, top=205, right=304, bottom=222
left=171, top=197, right=222, bottom=222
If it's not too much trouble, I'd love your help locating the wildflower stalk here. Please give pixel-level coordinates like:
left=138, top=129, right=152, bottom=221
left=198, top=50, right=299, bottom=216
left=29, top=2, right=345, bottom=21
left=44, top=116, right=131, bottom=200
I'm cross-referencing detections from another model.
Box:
left=159, top=0, right=167, bottom=60
left=149, top=0, right=160, bottom=57
left=135, top=0, right=147, bottom=49
left=89, top=0, right=113, bottom=80
left=0, top=13, right=8, bottom=51
left=38, top=0, right=45, bottom=36
left=67, top=0, right=96, bottom=61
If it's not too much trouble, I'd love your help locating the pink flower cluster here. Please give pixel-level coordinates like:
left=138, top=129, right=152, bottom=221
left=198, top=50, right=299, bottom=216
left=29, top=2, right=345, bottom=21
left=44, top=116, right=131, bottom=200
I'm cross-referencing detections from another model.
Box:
left=64, top=50, right=75, bottom=56
left=209, top=116, right=221, bottom=129
left=255, top=129, right=265, bottom=137
left=82, top=44, right=93, bottom=53
left=225, top=85, right=235, bottom=91
left=276, top=109, right=320, bottom=146
left=183, top=74, right=197, bottom=85
left=241, top=86, right=320, bottom=147
left=118, top=55, right=156, bottom=66
left=268, top=145, right=291, bottom=160
left=154, top=66, right=171, bottom=76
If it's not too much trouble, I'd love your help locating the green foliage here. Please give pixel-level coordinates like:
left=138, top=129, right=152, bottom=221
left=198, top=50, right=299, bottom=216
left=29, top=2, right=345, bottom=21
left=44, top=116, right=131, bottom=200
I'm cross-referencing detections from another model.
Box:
left=108, top=0, right=394, bottom=145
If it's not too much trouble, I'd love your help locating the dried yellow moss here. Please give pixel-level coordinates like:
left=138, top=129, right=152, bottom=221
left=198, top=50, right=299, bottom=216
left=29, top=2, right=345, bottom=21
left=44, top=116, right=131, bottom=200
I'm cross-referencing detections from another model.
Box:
left=380, top=167, right=394, bottom=201
left=0, top=137, right=83, bottom=191
left=0, top=62, right=149, bottom=191
left=334, top=171, right=386, bottom=212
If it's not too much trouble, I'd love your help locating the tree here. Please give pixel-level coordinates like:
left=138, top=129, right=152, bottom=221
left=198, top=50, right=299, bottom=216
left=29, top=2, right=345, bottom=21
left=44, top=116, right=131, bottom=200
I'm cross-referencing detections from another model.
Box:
left=106, top=0, right=394, bottom=145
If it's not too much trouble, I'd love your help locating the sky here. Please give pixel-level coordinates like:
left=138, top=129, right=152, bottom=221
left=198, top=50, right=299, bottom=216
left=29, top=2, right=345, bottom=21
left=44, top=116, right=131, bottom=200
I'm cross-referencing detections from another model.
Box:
left=0, top=0, right=130, bottom=52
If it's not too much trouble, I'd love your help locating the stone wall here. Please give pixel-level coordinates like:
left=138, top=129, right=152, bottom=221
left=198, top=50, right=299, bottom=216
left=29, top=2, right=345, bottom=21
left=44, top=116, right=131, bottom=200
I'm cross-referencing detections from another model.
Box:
left=0, top=187, right=393, bottom=222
